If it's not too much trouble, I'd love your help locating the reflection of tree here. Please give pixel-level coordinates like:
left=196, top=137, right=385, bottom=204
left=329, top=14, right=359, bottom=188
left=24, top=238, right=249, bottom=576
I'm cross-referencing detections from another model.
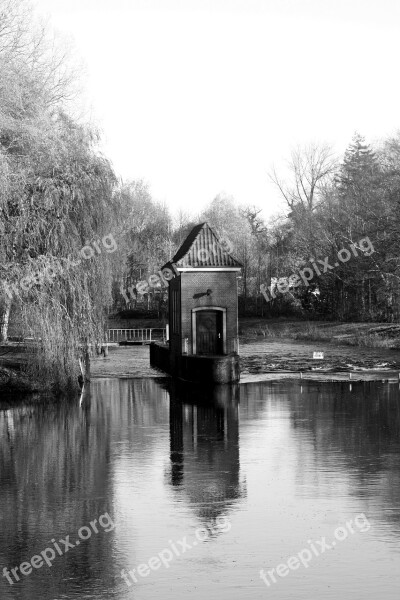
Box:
left=241, top=380, right=400, bottom=532
left=0, top=391, right=116, bottom=599
left=292, top=381, right=400, bottom=531
left=168, top=381, right=245, bottom=525
left=0, top=378, right=175, bottom=599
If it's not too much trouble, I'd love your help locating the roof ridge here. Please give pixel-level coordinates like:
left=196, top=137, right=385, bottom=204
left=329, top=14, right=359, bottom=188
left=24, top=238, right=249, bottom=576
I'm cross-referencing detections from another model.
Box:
left=170, top=222, right=242, bottom=268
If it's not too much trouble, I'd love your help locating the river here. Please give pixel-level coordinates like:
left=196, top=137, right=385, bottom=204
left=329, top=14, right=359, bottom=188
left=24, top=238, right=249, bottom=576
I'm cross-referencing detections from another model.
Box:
left=1, top=379, right=399, bottom=599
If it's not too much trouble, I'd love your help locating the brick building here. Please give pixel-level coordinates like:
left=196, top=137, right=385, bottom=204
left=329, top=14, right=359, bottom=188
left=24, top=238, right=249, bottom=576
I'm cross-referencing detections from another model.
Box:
left=151, top=223, right=242, bottom=383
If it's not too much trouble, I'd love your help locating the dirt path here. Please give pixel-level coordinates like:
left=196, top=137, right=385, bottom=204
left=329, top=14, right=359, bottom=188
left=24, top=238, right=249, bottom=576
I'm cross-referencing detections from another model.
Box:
left=91, top=345, right=167, bottom=379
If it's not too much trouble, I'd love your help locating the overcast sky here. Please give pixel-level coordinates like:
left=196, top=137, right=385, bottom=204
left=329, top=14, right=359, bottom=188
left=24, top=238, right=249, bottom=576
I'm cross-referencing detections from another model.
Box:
left=33, top=0, right=400, bottom=218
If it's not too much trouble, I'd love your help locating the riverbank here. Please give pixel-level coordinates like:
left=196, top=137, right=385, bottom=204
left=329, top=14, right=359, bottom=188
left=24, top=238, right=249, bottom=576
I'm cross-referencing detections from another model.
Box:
left=0, top=342, right=44, bottom=393
left=237, top=319, right=400, bottom=378
left=2, top=319, right=400, bottom=393
left=239, top=338, right=400, bottom=379
left=239, top=318, right=400, bottom=349
left=90, top=339, right=400, bottom=382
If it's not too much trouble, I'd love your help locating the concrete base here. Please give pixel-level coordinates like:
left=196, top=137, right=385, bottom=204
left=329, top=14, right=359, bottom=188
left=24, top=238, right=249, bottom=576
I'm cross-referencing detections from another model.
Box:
left=169, top=378, right=240, bottom=406
left=150, top=343, right=240, bottom=383
left=150, top=343, right=170, bottom=374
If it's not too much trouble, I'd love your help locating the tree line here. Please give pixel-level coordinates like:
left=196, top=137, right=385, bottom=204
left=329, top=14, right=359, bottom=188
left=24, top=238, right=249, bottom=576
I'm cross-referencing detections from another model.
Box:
left=266, top=135, right=400, bottom=322
left=116, top=133, right=400, bottom=325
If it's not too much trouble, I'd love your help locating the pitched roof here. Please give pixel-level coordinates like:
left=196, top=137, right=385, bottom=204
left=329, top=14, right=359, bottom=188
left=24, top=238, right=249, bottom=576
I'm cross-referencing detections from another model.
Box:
left=170, top=222, right=242, bottom=268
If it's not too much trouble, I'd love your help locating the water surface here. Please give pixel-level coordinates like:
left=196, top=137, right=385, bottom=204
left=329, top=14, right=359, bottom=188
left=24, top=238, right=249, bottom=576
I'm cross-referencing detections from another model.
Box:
left=1, top=379, right=399, bottom=599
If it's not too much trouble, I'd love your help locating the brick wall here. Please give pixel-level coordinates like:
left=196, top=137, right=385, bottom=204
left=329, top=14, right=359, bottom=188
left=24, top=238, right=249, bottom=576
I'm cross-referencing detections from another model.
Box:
left=179, top=271, right=238, bottom=355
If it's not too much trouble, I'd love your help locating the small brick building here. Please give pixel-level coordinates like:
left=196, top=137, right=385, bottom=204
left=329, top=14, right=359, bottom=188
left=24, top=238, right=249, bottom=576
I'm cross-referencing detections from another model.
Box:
left=151, top=223, right=242, bottom=383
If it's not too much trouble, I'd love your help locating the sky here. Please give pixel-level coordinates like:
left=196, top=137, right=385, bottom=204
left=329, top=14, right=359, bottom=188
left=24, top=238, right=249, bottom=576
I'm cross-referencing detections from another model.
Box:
left=33, top=0, right=400, bottom=219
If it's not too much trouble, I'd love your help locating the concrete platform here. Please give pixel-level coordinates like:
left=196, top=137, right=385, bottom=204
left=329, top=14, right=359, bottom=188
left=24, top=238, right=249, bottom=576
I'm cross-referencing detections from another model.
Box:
left=150, top=343, right=240, bottom=383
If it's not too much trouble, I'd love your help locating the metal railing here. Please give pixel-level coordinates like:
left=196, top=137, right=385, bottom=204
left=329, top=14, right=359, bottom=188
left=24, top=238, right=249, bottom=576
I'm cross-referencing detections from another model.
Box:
left=107, top=328, right=166, bottom=344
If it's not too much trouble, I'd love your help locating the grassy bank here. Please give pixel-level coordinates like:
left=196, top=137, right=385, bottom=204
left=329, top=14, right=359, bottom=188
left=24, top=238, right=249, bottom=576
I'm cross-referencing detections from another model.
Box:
left=239, top=319, right=400, bottom=350
left=0, top=365, right=43, bottom=394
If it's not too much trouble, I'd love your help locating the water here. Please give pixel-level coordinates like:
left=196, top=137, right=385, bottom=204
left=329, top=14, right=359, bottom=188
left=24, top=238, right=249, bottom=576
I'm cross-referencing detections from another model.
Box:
left=1, top=379, right=399, bottom=599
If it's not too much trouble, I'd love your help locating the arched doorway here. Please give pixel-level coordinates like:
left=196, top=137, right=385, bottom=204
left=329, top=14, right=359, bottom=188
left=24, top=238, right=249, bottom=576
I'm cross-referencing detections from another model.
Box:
left=192, top=307, right=226, bottom=355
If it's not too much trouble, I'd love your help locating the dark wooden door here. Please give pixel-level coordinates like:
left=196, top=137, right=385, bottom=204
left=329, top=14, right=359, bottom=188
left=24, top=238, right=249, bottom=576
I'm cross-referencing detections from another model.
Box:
left=196, top=310, right=223, bottom=355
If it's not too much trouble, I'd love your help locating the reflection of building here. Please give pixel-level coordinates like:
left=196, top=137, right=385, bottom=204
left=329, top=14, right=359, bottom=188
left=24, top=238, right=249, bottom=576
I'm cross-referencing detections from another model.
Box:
left=168, top=381, right=245, bottom=522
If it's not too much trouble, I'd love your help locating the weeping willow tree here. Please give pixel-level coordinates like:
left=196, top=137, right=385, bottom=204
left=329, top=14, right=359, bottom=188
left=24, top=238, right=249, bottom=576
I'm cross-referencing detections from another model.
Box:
left=0, top=0, right=124, bottom=391
left=1, top=109, right=123, bottom=391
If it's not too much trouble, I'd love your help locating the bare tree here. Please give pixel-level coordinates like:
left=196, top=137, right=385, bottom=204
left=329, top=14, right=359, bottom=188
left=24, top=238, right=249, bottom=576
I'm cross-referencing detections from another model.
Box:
left=269, top=143, right=337, bottom=211
left=239, top=205, right=267, bottom=236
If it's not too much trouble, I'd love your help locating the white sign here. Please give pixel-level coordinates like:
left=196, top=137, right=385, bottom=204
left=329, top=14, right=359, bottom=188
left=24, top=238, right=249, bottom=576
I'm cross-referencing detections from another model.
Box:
left=313, top=352, right=324, bottom=359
